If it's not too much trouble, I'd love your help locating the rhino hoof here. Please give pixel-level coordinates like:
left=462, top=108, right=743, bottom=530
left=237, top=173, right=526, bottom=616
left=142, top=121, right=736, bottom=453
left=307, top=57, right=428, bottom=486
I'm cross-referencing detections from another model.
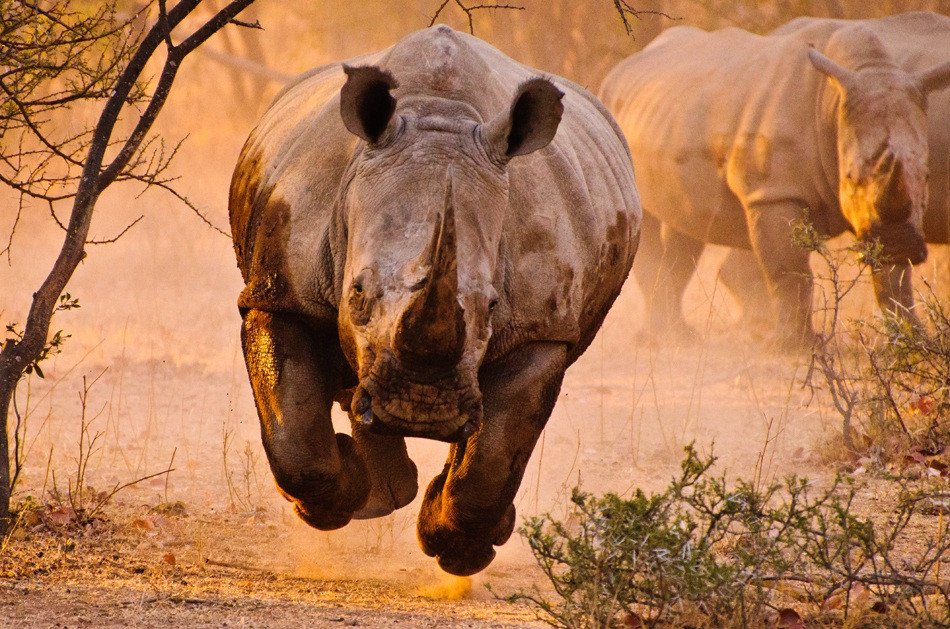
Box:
left=418, top=503, right=515, bottom=575
left=436, top=544, right=497, bottom=577
left=352, top=474, right=418, bottom=520
left=293, top=502, right=352, bottom=531
left=763, top=329, right=817, bottom=354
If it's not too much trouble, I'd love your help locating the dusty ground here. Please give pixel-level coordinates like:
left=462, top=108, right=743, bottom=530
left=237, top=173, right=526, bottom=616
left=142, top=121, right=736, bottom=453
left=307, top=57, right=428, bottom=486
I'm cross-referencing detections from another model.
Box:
left=3, top=202, right=949, bottom=626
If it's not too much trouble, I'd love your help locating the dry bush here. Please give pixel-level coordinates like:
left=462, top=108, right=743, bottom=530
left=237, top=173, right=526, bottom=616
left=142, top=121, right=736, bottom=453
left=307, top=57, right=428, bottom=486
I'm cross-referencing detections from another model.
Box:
left=509, top=446, right=950, bottom=628
left=221, top=426, right=266, bottom=516
left=799, top=221, right=950, bottom=473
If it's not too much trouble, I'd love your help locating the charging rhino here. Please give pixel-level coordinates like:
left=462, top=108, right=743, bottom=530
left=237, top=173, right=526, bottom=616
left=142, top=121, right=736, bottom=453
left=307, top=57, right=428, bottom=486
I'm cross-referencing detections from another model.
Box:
left=599, top=11, right=950, bottom=347
left=229, top=26, right=640, bottom=576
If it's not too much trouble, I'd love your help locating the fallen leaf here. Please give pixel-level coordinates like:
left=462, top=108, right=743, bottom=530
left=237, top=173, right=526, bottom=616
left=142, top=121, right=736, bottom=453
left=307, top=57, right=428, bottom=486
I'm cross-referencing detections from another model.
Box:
left=850, top=583, right=870, bottom=608
left=929, top=460, right=948, bottom=475
left=132, top=516, right=155, bottom=532
left=822, top=592, right=844, bottom=611
left=622, top=611, right=644, bottom=628
left=161, top=552, right=176, bottom=566
left=21, top=510, right=42, bottom=528
left=910, top=396, right=936, bottom=415
left=46, top=507, right=75, bottom=527
left=777, top=607, right=806, bottom=629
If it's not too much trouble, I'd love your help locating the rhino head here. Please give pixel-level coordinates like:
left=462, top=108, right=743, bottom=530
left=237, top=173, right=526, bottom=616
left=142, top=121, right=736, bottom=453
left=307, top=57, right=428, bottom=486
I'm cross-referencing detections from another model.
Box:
left=809, top=27, right=950, bottom=265
left=335, top=65, right=563, bottom=442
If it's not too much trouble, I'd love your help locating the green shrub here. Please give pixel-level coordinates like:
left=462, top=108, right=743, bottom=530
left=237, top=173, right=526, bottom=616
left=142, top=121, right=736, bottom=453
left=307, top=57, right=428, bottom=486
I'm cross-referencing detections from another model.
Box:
left=509, top=446, right=950, bottom=628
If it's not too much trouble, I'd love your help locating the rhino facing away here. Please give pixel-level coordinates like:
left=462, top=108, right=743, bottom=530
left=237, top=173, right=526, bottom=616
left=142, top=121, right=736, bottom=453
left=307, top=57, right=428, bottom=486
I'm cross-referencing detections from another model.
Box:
left=599, top=11, right=950, bottom=347
left=229, top=26, right=640, bottom=576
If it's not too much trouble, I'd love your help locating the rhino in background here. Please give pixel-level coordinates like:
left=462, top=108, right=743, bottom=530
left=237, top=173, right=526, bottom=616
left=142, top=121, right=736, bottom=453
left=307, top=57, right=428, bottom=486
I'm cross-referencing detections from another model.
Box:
left=716, top=12, right=950, bottom=334
left=229, top=26, right=640, bottom=576
left=599, top=11, right=950, bottom=347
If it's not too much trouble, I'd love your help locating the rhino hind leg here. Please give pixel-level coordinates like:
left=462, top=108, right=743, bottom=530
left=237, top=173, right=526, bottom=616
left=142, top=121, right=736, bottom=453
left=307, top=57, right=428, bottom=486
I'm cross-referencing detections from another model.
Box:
left=241, top=310, right=371, bottom=530
left=718, top=247, right=773, bottom=338
left=350, top=425, right=418, bottom=519
left=416, top=342, right=567, bottom=576
left=633, top=213, right=704, bottom=343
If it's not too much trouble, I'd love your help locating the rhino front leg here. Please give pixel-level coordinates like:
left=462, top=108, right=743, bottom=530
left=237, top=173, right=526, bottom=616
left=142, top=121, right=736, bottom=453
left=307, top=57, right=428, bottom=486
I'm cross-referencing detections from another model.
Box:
left=872, top=261, right=921, bottom=325
left=349, top=424, right=418, bottom=519
left=633, top=213, right=704, bottom=341
left=718, top=247, right=773, bottom=337
left=242, top=309, right=370, bottom=529
left=417, top=342, right=567, bottom=576
left=746, top=201, right=815, bottom=349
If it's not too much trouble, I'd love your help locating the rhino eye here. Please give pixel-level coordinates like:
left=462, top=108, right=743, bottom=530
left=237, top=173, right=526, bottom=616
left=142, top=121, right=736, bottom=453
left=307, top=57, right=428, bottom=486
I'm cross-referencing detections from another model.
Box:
left=488, top=298, right=499, bottom=312
left=352, top=281, right=364, bottom=295
left=408, top=276, right=427, bottom=292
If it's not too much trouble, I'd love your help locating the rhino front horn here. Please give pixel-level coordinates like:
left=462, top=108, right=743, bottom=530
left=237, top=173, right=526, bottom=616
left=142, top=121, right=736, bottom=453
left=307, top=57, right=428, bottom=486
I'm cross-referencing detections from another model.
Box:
left=394, top=176, right=466, bottom=374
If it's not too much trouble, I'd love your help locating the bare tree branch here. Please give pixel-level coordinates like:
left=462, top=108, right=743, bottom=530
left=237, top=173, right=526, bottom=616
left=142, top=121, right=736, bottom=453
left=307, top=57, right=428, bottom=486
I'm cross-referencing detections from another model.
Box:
left=428, top=0, right=524, bottom=35
left=612, top=0, right=678, bottom=36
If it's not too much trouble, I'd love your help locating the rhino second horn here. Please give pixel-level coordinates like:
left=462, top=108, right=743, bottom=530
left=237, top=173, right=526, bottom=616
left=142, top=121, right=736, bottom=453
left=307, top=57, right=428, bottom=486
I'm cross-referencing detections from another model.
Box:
left=394, top=179, right=466, bottom=374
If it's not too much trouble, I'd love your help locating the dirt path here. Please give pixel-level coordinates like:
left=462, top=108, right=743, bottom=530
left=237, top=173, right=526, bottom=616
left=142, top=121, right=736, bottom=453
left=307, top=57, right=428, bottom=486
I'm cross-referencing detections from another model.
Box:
left=1, top=505, right=547, bottom=628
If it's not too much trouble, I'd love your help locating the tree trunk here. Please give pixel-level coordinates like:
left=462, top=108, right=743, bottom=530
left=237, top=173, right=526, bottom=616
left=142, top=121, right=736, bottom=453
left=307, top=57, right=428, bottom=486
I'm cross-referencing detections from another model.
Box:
left=0, top=356, right=15, bottom=530
left=0, top=0, right=258, bottom=536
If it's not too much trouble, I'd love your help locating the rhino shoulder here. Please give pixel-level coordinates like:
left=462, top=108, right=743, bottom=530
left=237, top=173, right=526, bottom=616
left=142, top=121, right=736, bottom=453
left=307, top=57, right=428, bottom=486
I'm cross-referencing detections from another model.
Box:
left=229, top=61, right=367, bottom=320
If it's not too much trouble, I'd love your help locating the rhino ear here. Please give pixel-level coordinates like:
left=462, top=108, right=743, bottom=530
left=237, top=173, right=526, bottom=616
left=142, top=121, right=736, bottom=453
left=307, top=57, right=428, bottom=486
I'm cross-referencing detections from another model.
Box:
left=918, top=61, right=950, bottom=94
left=808, top=47, right=854, bottom=89
left=483, top=77, right=564, bottom=163
left=340, top=65, right=399, bottom=144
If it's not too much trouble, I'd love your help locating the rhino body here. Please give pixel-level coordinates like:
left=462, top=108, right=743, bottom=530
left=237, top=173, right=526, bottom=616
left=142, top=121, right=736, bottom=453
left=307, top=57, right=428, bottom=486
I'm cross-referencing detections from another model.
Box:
left=599, top=12, right=950, bottom=345
left=230, top=26, right=640, bottom=575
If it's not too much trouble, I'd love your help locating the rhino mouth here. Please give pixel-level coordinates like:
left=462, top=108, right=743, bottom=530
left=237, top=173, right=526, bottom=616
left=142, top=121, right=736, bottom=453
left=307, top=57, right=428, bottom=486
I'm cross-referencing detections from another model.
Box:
left=352, top=354, right=482, bottom=443
left=862, top=222, right=927, bottom=266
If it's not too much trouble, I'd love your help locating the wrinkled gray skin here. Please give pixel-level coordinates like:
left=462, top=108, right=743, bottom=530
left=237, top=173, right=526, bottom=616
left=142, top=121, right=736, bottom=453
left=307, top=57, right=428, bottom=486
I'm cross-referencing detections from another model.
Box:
left=229, top=26, right=640, bottom=576
left=599, top=11, right=950, bottom=347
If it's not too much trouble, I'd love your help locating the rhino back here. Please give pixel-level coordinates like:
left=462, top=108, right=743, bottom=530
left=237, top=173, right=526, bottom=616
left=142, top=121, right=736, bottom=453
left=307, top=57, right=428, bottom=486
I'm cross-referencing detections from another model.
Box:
left=600, top=25, right=835, bottom=248
left=229, top=26, right=640, bottom=361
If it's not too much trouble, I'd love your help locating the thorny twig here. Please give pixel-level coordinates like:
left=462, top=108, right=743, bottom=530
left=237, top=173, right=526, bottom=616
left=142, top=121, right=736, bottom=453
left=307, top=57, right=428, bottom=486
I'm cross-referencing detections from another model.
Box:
left=428, top=0, right=524, bottom=34
left=612, top=0, right=678, bottom=36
